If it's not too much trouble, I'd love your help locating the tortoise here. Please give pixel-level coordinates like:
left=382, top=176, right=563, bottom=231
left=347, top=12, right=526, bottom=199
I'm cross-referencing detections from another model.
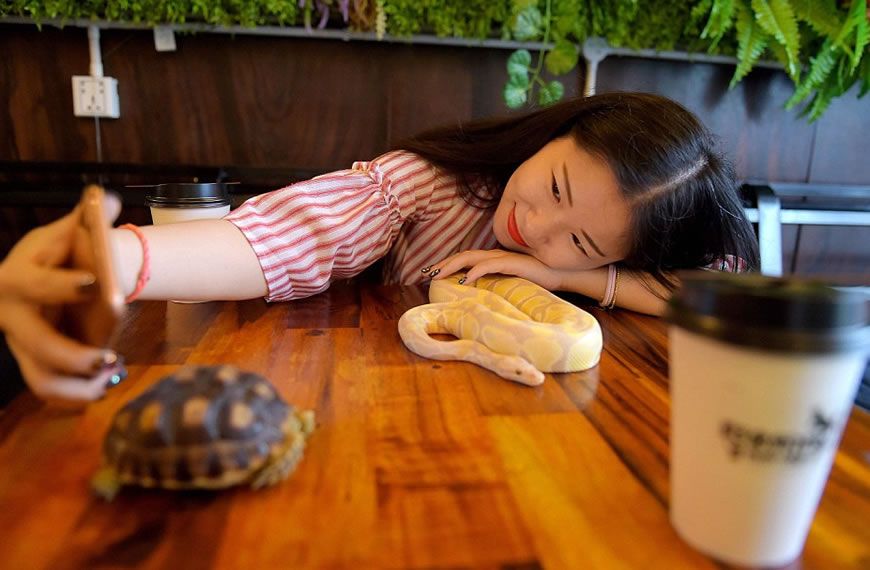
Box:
left=92, top=365, right=315, bottom=500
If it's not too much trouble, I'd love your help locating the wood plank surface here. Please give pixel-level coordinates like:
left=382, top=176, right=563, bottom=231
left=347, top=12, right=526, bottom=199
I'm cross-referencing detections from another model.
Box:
left=0, top=281, right=868, bottom=569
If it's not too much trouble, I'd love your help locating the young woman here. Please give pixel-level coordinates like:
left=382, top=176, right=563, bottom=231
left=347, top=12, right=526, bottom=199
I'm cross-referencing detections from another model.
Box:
left=0, top=92, right=758, bottom=402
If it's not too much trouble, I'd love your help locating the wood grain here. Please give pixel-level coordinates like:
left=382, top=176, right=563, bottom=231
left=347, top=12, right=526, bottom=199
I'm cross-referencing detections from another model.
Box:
left=0, top=281, right=867, bottom=569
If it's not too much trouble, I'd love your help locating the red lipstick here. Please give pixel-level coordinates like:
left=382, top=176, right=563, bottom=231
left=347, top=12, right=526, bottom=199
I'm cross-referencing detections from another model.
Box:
left=507, top=205, right=529, bottom=248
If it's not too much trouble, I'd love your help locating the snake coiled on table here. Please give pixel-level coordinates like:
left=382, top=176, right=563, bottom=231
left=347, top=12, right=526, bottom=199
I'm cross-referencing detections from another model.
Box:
left=398, top=275, right=602, bottom=386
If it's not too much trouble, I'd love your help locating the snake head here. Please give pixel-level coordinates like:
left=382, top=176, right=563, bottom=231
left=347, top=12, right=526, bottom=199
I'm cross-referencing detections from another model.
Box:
left=492, top=356, right=545, bottom=387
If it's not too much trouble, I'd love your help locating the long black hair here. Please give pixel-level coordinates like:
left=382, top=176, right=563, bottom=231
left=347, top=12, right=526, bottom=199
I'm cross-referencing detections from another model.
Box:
left=393, top=92, right=760, bottom=291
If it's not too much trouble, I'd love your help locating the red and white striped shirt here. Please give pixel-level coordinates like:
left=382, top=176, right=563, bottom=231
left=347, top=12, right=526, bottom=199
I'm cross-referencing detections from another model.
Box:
left=226, top=150, right=746, bottom=302
left=225, top=151, right=498, bottom=302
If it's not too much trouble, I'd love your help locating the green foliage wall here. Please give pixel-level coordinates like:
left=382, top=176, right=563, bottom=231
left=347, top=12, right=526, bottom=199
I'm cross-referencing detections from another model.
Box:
left=2, top=0, right=868, bottom=120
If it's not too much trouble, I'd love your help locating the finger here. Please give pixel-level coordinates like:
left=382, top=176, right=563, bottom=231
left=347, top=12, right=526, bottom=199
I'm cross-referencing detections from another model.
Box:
left=429, top=250, right=503, bottom=280
left=464, top=259, right=507, bottom=283
left=35, top=191, right=120, bottom=267
left=4, top=304, right=117, bottom=376
left=31, top=207, right=83, bottom=266
left=464, top=255, right=536, bottom=283
left=6, top=266, right=96, bottom=304
left=10, top=344, right=110, bottom=405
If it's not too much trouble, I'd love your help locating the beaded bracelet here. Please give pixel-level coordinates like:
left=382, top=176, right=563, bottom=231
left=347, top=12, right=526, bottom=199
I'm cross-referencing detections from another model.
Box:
left=118, top=224, right=151, bottom=303
left=600, top=264, right=621, bottom=309
left=607, top=266, right=621, bottom=310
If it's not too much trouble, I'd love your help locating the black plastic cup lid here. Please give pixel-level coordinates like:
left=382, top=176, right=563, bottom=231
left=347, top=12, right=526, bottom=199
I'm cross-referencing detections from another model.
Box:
left=666, top=271, right=870, bottom=354
left=141, top=183, right=231, bottom=207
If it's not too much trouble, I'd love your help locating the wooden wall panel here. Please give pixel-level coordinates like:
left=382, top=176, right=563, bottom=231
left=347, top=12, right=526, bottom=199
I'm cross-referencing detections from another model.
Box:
left=781, top=225, right=799, bottom=274
left=596, top=57, right=817, bottom=183
left=809, top=84, right=870, bottom=184
left=1, top=26, right=94, bottom=161
left=793, top=226, right=870, bottom=278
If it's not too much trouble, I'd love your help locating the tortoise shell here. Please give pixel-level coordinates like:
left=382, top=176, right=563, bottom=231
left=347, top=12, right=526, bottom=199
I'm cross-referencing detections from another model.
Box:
left=99, top=365, right=313, bottom=493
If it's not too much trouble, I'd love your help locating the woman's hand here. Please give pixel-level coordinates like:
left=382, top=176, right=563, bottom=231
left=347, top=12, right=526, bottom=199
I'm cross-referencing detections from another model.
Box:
left=428, top=249, right=566, bottom=290
left=0, top=194, right=125, bottom=404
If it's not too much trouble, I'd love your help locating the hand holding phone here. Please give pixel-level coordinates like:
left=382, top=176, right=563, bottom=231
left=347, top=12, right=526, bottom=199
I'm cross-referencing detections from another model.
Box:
left=60, top=185, right=126, bottom=347
left=0, top=185, right=127, bottom=402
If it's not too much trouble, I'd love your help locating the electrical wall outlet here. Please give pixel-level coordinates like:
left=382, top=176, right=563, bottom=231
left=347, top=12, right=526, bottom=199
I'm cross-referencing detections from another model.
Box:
left=72, top=75, right=120, bottom=118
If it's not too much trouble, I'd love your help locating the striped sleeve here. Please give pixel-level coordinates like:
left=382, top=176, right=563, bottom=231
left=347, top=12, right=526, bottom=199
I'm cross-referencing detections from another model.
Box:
left=703, top=254, right=748, bottom=273
left=224, top=151, right=439, bottom=301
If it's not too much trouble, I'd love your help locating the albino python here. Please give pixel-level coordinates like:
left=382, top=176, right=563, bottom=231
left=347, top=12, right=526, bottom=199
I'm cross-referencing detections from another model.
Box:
left=398, top=274, right=602, bottom=386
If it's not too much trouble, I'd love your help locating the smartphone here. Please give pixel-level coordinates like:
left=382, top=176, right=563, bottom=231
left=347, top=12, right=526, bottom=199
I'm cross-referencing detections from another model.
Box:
left=60, top=185, right=126, bottom=347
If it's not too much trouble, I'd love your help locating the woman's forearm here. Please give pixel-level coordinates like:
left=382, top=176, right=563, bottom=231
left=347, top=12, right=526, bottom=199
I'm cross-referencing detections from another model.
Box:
left=111, top=220, right=268, bottom=302
left=559, top=267, right=670, bottom=316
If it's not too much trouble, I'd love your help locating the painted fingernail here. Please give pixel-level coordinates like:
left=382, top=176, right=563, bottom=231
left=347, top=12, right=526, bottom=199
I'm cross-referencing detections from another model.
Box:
left=458, top=276, right=467, bottom=285
left=429, top=269, right=441, bottom=278
left=421, top=265, right=432, bottom=273
left=90, top=351, right=118, bottom=373
left=78, top=273, right=97, bottom=294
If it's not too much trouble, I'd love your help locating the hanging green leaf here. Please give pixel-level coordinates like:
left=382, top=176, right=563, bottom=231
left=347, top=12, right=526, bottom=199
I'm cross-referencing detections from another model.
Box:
left=786, top=38, right=837, bottom=108
left=537, top=80, right=565, bottom=106
left=859, top=55, right=870, bottom=98
left=504, top=74, right=530, bottom=109
left=731, top=3, right=769, bottom=86
left=847, top=0, right=868, bottom=72
left=751, top=0, right=801, bottom=78
left=544, top=39, right=578, bottom=75
left=511, top=0, right=539, bottom=12
left=507, top=49, right=532, bottom=77
left=792, top=0, right=842, bottom=37
left=702, top=0, right=736, bottom=49
left=834, top=54, right=852, bottom=93
left=832, top=0, right=864, bottom=56
left=766, top=39, right=791, bottom=70
left=691, top=0, right=715, bottom=25
left=805, top=88, right=835, bottom=121
left=513, top=5, right=543, bottom=41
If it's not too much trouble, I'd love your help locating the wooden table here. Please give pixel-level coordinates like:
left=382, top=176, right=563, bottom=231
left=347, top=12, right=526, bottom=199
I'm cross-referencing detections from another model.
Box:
left=1, top=280, right=868, bottom=569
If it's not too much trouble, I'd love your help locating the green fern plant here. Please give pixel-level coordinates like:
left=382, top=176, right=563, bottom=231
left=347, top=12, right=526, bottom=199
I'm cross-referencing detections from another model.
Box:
left=501, top=0, right=868, bottom=120
left=701, top=0, right=869, bottom=120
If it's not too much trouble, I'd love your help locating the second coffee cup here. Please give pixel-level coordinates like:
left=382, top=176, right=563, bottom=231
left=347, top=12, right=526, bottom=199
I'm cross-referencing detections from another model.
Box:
left=145, top=182, right=231, bottom=225
left=666, top=272, right=869, bottom=567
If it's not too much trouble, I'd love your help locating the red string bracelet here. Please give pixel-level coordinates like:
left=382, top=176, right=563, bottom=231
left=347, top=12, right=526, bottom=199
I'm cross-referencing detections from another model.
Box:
left=118, top=223, right=151, bottom=303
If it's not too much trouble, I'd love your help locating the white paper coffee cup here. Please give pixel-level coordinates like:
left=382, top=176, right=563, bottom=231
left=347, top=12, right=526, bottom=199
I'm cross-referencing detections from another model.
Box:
left=149, top=203, right=230, bottom=225
left=666, top=273, right=869, bottom=567
left=145, top=182, right=231, bottom=226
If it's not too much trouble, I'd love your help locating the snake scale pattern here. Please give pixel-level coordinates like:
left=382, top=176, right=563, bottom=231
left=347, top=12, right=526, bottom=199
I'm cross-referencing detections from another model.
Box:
left=398, top=275, right=603, bottom=386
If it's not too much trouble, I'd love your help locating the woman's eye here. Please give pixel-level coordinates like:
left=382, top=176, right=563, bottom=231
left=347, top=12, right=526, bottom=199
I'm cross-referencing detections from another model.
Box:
left=551, top=176, right=561, bottom=201
left=572, top=234, right=588, bottom=256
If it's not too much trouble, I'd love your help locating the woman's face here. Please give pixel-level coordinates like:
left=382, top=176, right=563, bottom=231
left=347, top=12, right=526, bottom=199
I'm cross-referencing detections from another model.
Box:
left=493, top=135, right=632, bottom=270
